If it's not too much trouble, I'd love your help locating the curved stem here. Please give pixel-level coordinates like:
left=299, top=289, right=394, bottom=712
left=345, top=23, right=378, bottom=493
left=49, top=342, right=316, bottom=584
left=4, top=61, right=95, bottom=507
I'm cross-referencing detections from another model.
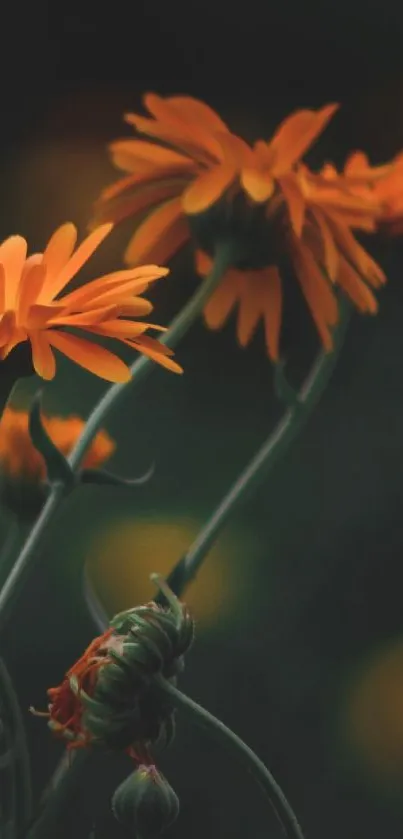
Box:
left=0, top=518, right=23, bottom=588
left=68, top=241, right=234, bottom=470
left=0, top=244, right=234, bottom=637
left=162, top=301, right=352, bottom=600
left=153, top=675, right=305, bottom=839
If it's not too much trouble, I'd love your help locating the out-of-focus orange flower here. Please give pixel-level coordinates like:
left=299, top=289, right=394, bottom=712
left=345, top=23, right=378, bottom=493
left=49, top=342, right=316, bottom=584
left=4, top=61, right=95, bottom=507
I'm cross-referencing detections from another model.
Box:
left=0, top=222, right=181, bottom=382
left=96, top=94, right=386, bottom=359
left=0, top=406, right=114, bottom=481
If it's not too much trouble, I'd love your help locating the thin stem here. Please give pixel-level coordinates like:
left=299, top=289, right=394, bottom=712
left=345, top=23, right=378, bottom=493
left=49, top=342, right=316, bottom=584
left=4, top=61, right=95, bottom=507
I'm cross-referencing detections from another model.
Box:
left=153, top=675, right=305, bottom=839
left=24, top=751, right=92, bottom=839
left=68, top=241, right=234, bottom=470
left=0, top=657, right=33, bottom=837
left=0, top=243, right=234, bottom=638
left=162, top=301, right=352, bottom=600
left=0, top=518, right=23, bottom=587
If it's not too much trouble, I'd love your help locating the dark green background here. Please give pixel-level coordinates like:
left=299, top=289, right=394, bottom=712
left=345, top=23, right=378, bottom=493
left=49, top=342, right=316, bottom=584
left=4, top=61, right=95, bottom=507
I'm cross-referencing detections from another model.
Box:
left=2, top=1, right=403, bottom=836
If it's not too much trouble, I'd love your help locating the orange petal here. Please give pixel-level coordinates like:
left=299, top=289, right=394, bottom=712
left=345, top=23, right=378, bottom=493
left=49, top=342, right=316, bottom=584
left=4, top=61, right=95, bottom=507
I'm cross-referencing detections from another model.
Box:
left=310, top=209, right=339, bottom=281
left=94, top=179, right=185, bottom=227
left=166, top=96, right=229, bottom=132
left=126, top=104, right=222, bottom=165
left=47, top=330, right=131, bottom=382
left=215, top=132, right=255, bottom=167
left=261, top=267, right=282, bottom=361
left=29, top=330, right=57, bottom=379
left=42, top=223, right=77, bottom=280
left=142, top=93, right=224, bottom=161
left=0, top=236, right=27, bottom=309
left=17, top=264, right=46, bottom=324
left=203, top=271, right=241, bottom=329
left=337, top=256, right=378, bottom=313
left=195, top=249, right=213, bottom=276
left=42, top=224, right=113, bottom=302
left=109, top=139, right=196, bottom=174
left=85, top=318, right=158, bottom=338
left=326, top=216, right=386, bottom=287
left=269, top=104, right=339, bottom=173
left=241, top=167, right=275, bottom=203
left=0, top=310, right=17, bottom=346
left=291, top=236, right=338, bottom=349
left=25, top=304, right=66, bottom=329
left=130, top=334, right=183, bottom=373
left=235, top=275, right=262, bottom=346
left=182, top=163, right=236, bottom=214
left=124, top=199, right=189, bottom=265
left=278, top=174, right=306, bottom=236
left=0, top=264, right=5, bottom=313
left=59, top=266, right=167, bottom=310
left=46, top=306, right=118, bottom=328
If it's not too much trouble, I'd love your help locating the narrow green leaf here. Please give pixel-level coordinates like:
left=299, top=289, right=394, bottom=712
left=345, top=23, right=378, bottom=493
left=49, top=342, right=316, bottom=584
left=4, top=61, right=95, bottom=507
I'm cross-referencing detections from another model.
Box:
left=28, top=393, right=75, bottom=490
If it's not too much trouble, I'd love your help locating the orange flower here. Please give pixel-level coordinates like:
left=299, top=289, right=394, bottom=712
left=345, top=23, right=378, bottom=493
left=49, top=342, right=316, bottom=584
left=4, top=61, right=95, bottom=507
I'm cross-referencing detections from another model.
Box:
left=0, top=406, right=114, bottom=481
left=0, top=222, right=182, bottom=382
left=96, top=94, right=386, bottom=359
left=369, top=152, right=403, bottom=236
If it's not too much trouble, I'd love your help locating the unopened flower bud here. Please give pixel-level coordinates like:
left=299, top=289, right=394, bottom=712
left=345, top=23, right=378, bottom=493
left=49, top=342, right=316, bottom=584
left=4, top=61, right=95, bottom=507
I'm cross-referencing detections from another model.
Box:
left=111, top=764, right=179, bottom=838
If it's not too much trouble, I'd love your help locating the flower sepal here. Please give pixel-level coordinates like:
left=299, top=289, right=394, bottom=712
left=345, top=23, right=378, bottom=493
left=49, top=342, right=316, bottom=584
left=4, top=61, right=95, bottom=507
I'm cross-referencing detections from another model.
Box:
left=112, top=764, right=180, bottom=838
left=28, top=394, right=76, bottom=493
left=78, top=462, right=154, bottom=489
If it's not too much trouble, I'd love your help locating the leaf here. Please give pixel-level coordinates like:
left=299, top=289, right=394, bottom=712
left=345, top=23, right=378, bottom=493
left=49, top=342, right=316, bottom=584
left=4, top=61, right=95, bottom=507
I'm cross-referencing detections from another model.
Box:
left=28, top=393, right=76, bottom=490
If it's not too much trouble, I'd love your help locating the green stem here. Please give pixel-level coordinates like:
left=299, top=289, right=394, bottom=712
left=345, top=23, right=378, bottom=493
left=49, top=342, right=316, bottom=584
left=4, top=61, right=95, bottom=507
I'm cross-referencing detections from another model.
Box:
left=0, top=243, right=233, bottom=637
left=0, top=657, right=33, bottom=837
left=24, top=750, right=92, bottom=839
left=68, top=241, right=234, bottom=470
left=153, top=675, right=305, bottom=839
left=162, top=301, right=352, bottom=600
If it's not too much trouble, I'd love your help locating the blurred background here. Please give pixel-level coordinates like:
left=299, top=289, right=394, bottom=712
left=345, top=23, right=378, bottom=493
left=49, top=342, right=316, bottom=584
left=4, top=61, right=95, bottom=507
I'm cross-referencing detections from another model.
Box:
left=2, top=0, right=403, bottom=837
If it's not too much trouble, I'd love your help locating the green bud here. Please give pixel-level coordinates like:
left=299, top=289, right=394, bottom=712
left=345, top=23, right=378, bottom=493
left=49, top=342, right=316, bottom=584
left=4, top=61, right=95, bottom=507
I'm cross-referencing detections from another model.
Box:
left=112, top=764, right=179, bottom=838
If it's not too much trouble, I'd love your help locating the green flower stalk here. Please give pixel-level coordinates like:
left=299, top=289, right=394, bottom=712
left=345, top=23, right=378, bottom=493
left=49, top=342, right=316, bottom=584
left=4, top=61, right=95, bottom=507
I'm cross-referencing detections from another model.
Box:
left=28, top=577, right=305, bottom=839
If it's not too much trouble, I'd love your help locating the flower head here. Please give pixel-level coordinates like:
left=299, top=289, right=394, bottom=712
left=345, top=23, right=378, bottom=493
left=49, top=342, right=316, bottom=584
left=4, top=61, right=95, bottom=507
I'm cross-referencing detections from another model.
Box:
left=95, top=94, right=386, bottom=360
left=0, top=406, right=114, bottom=518
left=31, top=580, right=194, bottom=757
left=0, top=222, right=182, bottom=382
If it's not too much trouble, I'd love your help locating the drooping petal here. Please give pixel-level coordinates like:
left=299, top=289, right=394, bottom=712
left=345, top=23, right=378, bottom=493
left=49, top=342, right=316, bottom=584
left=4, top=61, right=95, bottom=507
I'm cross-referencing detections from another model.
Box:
left=0, top=236, right=28, bottom=309
left=25, top=304, right=66, bottom=329
left=29, top=330, right=57, bottom=379
left=261, top=267, right=282, bottom=361
left=269, top=104, right=339, bottom=173
left=41, top=224, right=113, bottom=302
left=291, top=236, right=338, bottom=349
left=236, top=274, right=264, bottom=347
left=203, top=270, right=241, bottom=329
left=215, top=132, right=255, bottom=168
left=278, top=174, right=306, bottom=236
left=337, top=256, right=378, bottom=313
left=182, top=163, right=236, bottom=214
left=47, top=330, right=132, bottom=382
left=124, top=199, right=189, bottom=265
left=125, top=109, right=222, bottom=166
left=326, top=215, right=386, bottom=287
left=309, top=209, right=339, bottom=281
left=142, top=93, right=225, bottom=161
left=46, top=306, right=119, bottom=328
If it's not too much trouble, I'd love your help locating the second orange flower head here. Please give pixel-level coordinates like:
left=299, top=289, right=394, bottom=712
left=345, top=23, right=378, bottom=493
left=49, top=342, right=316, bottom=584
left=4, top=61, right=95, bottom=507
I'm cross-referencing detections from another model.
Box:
left=0, top=222, right=182, bottom=382
left=95, top=93, right=387, bottom=360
